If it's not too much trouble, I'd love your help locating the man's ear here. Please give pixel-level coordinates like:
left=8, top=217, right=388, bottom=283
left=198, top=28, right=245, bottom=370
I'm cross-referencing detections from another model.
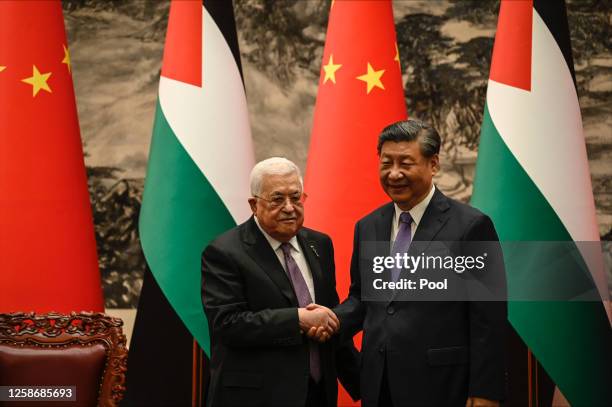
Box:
left=248, top=198, right=257, bottom=215
left=430, top=154, right=440, bottom=175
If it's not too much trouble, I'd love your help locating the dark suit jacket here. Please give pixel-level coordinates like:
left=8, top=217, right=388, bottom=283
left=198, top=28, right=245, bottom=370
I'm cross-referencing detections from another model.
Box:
left=201, top=217, right=360, bottom=407
left=335, top=189, right=507, bottom=407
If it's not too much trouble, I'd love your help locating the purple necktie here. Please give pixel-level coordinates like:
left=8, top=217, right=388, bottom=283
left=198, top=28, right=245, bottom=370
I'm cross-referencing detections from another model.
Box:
left=391, top=212, right=413, bottom=281
left=280, top=242, right=321, bottom=382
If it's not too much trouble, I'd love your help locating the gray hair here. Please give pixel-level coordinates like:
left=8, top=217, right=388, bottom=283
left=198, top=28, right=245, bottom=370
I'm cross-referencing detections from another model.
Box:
left=249, top=157, right=303, bottom=196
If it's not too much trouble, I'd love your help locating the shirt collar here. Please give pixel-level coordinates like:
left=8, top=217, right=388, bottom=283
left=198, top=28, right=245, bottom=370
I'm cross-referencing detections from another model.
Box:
left=254, top=216, right=300, bottom=253
left=394, top=184, right=436, bottom=227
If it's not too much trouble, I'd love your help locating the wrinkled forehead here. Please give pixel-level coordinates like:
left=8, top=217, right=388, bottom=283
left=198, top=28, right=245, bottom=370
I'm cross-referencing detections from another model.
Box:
left=260, top=173, right=302, bottom=195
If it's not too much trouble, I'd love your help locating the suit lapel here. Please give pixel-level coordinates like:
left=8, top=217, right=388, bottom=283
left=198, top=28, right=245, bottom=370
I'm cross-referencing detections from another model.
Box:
left=411, top=188, right=451, bottom=250
left=375, top=203, right=395, bottom=255
left=297, top=231, right=326, bottom=303
left=241, top=217, right=298, bottom=306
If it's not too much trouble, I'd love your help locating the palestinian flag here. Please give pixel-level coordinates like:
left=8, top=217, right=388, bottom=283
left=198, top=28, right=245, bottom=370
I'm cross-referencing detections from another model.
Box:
left=471, top=1, right=612, bottom=406
left=0, top=0, right=103, bottom=313
left=123, top=1, right=254, bottom=405
left=304, top=1, right=406, bottom=405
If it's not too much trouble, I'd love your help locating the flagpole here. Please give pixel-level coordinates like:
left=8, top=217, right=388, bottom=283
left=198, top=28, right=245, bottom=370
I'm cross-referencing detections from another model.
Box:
left=192, top=338, right=198, bottom=407
left=527, top=348, right=532, bottom=407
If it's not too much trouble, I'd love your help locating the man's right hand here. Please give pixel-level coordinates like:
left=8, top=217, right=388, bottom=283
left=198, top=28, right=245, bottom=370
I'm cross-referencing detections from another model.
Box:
left=298, top=304, right=339, bottom=342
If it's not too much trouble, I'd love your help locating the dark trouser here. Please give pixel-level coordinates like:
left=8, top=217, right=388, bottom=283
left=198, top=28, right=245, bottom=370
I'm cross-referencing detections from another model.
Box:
left=305, top=377, right=327, bottom=407
left=378, top=359, right=394, bottom=407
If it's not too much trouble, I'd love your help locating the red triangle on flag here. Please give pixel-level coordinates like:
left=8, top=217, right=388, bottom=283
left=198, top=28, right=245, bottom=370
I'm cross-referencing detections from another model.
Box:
left=489, top=0, right=533, bottom=91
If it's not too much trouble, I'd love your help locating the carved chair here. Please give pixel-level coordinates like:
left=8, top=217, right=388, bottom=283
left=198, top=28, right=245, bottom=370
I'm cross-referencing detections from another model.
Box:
left=0, top=312, right=128, bottom=407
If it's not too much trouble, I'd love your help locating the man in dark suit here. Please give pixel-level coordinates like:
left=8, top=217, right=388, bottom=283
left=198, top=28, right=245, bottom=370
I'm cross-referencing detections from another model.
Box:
left=201, top=157, right=360, bottom=407
left=334, top=119, right=507, bottom=407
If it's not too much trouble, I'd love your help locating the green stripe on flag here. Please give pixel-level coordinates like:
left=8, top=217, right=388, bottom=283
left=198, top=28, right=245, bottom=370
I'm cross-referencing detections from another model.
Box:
left=139, top=100, right=237, bottom=354
left=472, top=104, right=569, bottom=241
left=472, top=103, right=612, bottom=406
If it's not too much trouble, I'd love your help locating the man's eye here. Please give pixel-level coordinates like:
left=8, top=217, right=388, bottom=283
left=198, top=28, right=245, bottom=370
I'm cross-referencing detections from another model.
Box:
left=272, top=197, right=285, bottom=205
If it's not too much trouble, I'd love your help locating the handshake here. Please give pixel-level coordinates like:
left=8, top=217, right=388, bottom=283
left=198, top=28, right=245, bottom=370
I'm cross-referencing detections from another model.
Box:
left=297, top=303, right=340, bottom=343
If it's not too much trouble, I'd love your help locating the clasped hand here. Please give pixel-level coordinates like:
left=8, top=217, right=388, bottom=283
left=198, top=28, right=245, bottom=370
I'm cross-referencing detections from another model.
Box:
left=298, top=303, right=339, bottom=343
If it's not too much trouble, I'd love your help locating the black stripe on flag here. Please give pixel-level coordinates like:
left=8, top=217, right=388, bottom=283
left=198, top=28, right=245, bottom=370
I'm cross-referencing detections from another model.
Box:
left=204, top=0, right=244, bottom=81
left=122, top=268, right=209, bottom=406
left=533, top=0, right=577, bottom=87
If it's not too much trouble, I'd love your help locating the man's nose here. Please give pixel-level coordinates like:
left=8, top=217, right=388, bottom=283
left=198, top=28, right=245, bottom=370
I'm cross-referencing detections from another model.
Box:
left=388, top=166, right=404, bottom=180
left=281, top=199, right=296, bottom=212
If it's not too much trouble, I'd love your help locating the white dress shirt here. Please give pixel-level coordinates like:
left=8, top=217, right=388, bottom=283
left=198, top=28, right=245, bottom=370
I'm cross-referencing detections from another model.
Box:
left=391, top=184, right=436, bottom=245
left=254, top=217, right=316, bottom=302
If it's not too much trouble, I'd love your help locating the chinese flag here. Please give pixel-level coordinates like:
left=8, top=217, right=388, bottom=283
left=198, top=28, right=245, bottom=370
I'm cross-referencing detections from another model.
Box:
left=304, top=0, right=407, bottom=405
left=0, top=1, right=103, bottom=312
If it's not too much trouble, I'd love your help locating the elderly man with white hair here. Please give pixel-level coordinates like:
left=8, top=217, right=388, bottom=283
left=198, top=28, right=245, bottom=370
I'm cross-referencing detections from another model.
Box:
left=201, top=157, right=360, bottom=407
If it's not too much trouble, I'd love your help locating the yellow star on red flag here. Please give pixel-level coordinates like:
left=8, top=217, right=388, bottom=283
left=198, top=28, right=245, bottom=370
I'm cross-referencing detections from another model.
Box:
left=62, top=44, right=71, bottom=73
left=22, top=65, right=52, bottom=97
left=394, top=43, right=401, bottom=68
left=356, top=62, right=385, bottom=94
left=0, top=66, right=5, bottom=73
left=323, top=54, right=342, bottom=84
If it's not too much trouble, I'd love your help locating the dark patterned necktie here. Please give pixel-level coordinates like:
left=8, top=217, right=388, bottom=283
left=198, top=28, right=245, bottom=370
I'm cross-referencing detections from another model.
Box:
left=280, top=242, right=321, bottom=382
left=391, top=211, right=413, bottom=281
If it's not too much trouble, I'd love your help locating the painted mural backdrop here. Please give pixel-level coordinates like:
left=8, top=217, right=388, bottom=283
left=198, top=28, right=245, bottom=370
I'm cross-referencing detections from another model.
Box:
left=63, top=0, right=611, bottom=308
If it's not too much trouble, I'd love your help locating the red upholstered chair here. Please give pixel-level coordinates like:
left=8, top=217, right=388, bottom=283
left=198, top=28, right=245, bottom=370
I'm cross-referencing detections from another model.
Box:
left=0, top=312, right=128, bottom=407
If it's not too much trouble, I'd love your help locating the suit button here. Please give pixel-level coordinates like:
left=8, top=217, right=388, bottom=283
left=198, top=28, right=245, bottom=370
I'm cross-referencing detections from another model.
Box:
left=386, top=306, right=395, bottom=315
left=378, top=346, right=385, bottom=353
